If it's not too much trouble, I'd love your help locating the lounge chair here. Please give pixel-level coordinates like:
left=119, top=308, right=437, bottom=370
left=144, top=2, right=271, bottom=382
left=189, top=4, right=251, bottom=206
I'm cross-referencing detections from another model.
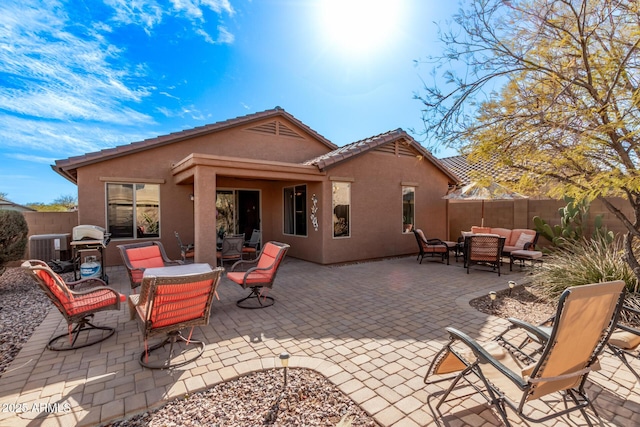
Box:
left=130, top=264, right=223, bottom=369
left=22, top=259, right=125, bottom=350
left=425, top=280, right=625, bottom=426
left=117, top=241, right=182, bottom=291
left=607, top=305, right=640, bottom=382
left=227, top=241, right=290, bottom=309
left=413, top=229, right=452, bottom=265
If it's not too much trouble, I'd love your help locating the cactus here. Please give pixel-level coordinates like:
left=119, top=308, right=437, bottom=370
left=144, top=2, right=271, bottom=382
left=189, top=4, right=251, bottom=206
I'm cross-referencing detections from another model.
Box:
left=534, top=196, right=614, bottom=247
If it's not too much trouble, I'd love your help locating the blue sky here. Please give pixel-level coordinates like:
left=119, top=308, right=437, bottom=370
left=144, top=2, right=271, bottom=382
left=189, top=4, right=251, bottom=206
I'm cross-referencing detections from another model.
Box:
left=0, top=0, right=459, bottom=205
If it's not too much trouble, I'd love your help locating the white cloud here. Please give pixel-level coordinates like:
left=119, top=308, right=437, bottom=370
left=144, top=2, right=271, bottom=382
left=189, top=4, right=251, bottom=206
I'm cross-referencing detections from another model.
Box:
left=0, top=0, right=153, bottom=126
left=105, top=0, right=235, bottom=43
left=6, top=153, right=58, bottom=164
left=216, top=25, right=234, bottom=44
left=103, top=0, right=164, bottom=31
left=0, top=0, right=237, bottom=158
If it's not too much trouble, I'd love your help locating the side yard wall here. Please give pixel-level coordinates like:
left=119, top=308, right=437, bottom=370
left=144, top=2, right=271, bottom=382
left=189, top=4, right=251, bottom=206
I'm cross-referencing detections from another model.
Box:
left=19, top=196, right=635, bottom=263
left=447, top=197, right=633, bottom=247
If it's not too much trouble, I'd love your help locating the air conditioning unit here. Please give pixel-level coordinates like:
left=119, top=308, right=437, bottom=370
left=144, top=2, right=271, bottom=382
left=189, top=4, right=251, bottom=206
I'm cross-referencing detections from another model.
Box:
left=28, top=233, right=71, bottom=261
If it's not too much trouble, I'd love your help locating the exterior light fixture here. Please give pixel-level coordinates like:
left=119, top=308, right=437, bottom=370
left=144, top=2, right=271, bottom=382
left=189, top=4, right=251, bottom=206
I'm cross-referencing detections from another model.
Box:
left=279, top=352, right=290, bottom=388
left=489, top=291, right=497, bottom=308
left=508, top=281, right=516, bottom=296
left=189, top=193, right=194, bottom=202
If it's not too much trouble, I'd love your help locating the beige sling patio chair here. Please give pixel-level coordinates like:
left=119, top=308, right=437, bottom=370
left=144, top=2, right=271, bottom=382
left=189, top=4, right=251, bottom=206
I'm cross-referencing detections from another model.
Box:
left=424, top=280, right=625, bottom=426
left=22, top=259, right=126, bottom=351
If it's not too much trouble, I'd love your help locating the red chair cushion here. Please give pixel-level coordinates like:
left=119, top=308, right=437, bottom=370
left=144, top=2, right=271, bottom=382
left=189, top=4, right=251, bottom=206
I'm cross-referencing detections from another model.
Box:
left=36, top=269, right=73, bottom=308
left=67, top=290, right=125, bottom=316
left=147, top=278, right=214, bottom=328
left=227, top=271, right=273, bottom=285
left=126, top=245, right=166, bottom=283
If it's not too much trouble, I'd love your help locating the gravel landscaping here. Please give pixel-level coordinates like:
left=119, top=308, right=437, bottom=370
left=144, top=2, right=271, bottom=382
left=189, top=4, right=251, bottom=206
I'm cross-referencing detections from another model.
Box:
left=0, top=266, right=52, bottom=377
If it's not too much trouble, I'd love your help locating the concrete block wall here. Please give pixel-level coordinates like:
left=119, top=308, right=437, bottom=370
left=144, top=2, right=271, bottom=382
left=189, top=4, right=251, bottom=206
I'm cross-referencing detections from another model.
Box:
left=23, top=211, right=78, bottom=237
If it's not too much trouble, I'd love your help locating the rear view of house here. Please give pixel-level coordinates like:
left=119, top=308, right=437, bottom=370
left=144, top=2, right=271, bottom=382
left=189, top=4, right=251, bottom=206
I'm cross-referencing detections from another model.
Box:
left=53, top=107, right=458, bottom=266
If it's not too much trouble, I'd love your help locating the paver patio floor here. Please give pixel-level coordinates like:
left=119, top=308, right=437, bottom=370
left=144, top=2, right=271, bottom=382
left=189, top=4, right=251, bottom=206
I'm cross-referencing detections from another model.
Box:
left=0, top=256, right=638, bottom=426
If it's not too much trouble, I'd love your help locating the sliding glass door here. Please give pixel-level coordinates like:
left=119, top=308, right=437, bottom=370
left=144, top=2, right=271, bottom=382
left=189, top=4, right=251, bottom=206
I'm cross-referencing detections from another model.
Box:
left=216, top=190, right=260, bottom=239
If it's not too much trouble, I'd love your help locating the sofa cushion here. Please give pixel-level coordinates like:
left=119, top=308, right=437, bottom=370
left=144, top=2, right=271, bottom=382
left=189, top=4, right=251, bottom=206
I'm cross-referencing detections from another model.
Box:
left=509, top=229, right=537, bottom=247
left=490, top=228, right=512, bottom=240
left=471, top=226, right=492, bottom=234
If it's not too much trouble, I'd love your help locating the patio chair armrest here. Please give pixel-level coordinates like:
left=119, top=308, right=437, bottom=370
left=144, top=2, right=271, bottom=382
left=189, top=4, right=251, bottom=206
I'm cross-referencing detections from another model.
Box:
left=229, top=258, right=259, bottom=272
left=426, top=238, right=446, bottom=246
left=506, top=317, right=551, bottom=344
left=446, top=327, right=528, bottom=389
left=616, top=323, right=640, bottom=336
left=71, top=285, right=121, bottom=299
left=622, top=305, right=640, bottom=317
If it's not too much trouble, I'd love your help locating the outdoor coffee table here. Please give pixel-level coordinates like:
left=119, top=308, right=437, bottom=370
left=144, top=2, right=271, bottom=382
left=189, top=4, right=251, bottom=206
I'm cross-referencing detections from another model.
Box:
left=510, top=249, right=543, bottom=271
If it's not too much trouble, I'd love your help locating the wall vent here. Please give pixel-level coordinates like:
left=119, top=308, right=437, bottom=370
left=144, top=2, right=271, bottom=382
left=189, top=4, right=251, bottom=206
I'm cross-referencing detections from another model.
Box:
left=247, top=121, right=304, bottom=139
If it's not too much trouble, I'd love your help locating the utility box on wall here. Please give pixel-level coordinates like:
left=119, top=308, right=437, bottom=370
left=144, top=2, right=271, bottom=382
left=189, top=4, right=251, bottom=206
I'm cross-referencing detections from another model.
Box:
left=28, top=233, right=72, bottom=261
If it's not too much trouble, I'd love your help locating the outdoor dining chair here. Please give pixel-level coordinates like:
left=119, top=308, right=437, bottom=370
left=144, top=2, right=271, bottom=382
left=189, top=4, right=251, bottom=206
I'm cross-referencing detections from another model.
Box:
left=464, top=235, right=505, bottom=275
left=174, top=231, right=194, bottom=262
left=424, top=280, right=625, bottom=426
left=216, top=234, right=244, bottom=267
left=117, top=241, right=182, bottom=291
left=22, top=259, right=126, bottom=350
left=130, top=264, right=223, bottom=369
left=227, top=241, right=290, bottom=309
left=242, top=229, right=261, bottom=259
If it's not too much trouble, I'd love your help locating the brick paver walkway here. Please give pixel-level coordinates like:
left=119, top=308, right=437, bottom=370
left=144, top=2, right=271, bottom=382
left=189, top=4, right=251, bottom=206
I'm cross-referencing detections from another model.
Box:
left=0, top=256, right=637, bottom=426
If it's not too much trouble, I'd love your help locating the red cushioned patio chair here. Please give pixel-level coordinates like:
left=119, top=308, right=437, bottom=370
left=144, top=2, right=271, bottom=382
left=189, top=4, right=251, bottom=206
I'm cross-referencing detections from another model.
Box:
left=413, top=229, right=452, bottom=265
left=130, top=266, right=223, bottom=369
left=22, top=259, right=125, bottom=351
left=117, top=241, right=182, bottom=291
left=227, top=241, right=290, bottom=309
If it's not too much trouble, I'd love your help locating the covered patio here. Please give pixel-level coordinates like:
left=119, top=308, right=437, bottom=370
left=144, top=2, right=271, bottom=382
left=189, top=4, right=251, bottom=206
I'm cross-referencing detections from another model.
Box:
left=0, top=257, right=637, bottom=426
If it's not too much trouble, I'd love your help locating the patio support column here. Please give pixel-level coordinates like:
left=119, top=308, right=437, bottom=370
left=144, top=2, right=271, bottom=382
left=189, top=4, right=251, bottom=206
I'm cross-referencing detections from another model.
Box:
left=193, top=166, right=217, bottom=266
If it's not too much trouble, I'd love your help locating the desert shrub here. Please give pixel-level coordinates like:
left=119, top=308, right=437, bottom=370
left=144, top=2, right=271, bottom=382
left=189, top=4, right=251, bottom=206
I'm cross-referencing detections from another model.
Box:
left=0, top=210, right=29, bottom=276
left=532, top=237, right=638, bottom=299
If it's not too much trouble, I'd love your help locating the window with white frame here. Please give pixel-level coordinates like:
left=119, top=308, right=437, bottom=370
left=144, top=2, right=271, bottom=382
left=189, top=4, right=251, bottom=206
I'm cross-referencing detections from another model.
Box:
left=107, top=183, right=160, bottom=239
left=402, top=186, right=415, bottom=233
left=284, top=185, right=307, bottom=236
left=332, top=182, right=350, bottom=238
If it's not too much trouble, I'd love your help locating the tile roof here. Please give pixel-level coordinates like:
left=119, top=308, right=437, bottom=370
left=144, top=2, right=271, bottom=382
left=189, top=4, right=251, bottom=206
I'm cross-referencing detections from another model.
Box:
left=0, top=198, right=36, bottom=212
left=438, top=154, right=522, bottom=186
left=52, top=107, right=337, bottom=184
left=303, top=129, right=459, bottom=182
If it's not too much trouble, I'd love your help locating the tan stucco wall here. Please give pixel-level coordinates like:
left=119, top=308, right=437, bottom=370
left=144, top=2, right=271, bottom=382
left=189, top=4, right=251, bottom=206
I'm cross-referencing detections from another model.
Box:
left=75, top=118, right=332, bottom=266
left=316, top=150, right=452, bottom=264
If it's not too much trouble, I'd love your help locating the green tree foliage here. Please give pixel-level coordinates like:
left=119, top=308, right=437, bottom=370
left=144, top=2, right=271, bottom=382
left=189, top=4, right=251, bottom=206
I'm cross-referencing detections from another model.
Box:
left=417, top=0, right=640, bottom=280
left=0, top=210, right=29, bottom=276
left=26, top=194, right=77, bottom=212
